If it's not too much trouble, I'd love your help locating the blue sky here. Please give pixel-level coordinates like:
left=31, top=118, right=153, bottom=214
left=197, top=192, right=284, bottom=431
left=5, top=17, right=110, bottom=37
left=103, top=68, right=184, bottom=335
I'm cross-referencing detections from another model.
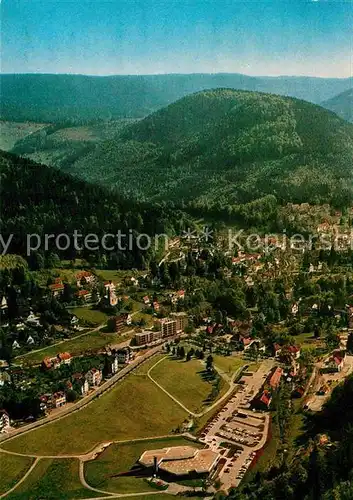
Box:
left=1, top=0, right=352, bottom=77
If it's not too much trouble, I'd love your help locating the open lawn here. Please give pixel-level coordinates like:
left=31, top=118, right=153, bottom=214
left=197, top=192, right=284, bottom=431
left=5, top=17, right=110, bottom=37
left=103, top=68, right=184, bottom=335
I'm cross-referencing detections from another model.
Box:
left=5, top=458, right=101, bottom=500
left=0, top=453, right=34, bottom=495
left=213, top=355, right=246, bottom=376
left=150, top=356, right=229, bottom=413
left=131, top=496, right=173, bottom=499
left=85, top=436, right=202, bottom=494
left=69, top=307, right=109, bottom=326
left=1, top=357, right=187, bottom=456
left=95, top=269, right=145, bottom=283
left=16, top=330, right=128, bottom=365
left=291, top=331, right=325, bottom=351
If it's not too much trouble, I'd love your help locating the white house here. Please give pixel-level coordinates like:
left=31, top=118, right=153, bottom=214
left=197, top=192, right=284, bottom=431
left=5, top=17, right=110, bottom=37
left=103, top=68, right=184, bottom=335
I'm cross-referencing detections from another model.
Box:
left=52, top=392, right=66, bottom=408
left=291, top=303, right=299, bottom=315
left=12, top=340, right=20, bottom=349
left=78, top=378, right=89, bottom=395
left=26, top=312, right=41, bottom=327
left=0, top=296, right=8, bottom=310
left=111, top=355, right=119, bottom=374
left=86, top=368, right=102, bottom=387
left=70, top=315, right=79, bottom=325
left=0, top=410, right=10, bottom=432
left=27, top=335, right=35, bottom=346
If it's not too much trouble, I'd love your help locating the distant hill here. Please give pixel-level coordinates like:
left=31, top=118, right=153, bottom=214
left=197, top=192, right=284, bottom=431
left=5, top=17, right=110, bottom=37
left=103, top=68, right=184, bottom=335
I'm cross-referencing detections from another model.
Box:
left=0, top=150, right=192, bottom=265
left=321, top=88, right=353, bottom=122
left=69, top=89, right=353, bottom=210
left=1, top=73, right=352, bottom=123
left=7, top=119, right=136, bottom=170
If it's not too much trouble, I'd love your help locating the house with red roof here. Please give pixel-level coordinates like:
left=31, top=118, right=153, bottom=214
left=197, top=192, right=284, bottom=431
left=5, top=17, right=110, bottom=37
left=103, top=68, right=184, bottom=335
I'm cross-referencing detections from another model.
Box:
left=253, top=390, right=272, bottom=410
left=48, top=282, right=64, bottom=297
left=57, top=352, right=72, bottom=365
left=41, top=357, right=53, bottom=370
left=268, top=367, right=283, bottom=389
left=287, top=345, right=301, bottom=359
left=76, top=289, right=92, bottom=301
left=322, top=350, right=346, bottom=373
left=42, top=352, right=72, bottom=370
left=76, top=271, right=95, bottom=288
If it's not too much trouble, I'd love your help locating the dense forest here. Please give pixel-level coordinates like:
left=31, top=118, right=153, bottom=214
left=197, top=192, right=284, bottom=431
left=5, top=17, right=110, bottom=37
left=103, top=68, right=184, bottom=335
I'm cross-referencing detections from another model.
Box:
left=1, top=73, right=352, bottom=123
left=67, top=89, right=353, bottom=210
left=321, top=88, right=353, bottom=123
left=0, top=151, right=193, bottom=268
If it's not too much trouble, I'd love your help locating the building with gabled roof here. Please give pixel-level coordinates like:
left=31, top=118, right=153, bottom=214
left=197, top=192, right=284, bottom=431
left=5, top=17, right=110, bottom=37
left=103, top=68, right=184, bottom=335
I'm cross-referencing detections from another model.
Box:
left=76, top=289, right=92, bottom=301
left=58, top=352, right=72, bottom=365
left=268, top=367, right=283, bottom=389
left=48, top=282, right=64, bottom=296
left=322, top=350, right=346, bottom=373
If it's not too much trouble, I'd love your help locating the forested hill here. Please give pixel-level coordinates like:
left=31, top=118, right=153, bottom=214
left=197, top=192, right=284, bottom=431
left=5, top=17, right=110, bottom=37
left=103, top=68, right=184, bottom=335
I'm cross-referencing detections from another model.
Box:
left=321, top=88, right=353, bottom=123
left=70, top=89, right=353, bottom=209
left=1, top=73, right=352, bottom=123
left=0, top=151, right=192, bottom=268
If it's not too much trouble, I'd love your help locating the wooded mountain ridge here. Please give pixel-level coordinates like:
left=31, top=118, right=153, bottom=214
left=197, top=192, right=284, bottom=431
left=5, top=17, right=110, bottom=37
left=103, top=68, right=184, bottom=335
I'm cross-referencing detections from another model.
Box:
left=66, top=89, right=353, bottom=211
left=1, top=73, right=352, bottom=123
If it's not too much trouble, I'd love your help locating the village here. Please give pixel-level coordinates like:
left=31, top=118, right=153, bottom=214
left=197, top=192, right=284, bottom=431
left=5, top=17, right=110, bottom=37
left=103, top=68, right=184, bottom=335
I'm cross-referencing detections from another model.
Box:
left=1, top=207, right=353, bottom=495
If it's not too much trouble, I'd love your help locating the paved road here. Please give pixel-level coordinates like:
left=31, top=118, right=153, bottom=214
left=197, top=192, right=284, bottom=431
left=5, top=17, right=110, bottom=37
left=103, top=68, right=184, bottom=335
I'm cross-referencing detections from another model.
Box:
left=0, top=456, right=39, bottom=499
left=0, top=345, right=164, bottom=446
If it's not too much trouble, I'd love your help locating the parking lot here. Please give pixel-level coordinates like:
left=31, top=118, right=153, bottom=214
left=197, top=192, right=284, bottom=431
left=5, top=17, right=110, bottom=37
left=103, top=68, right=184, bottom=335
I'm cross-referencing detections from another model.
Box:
left=199, top=359, right=273, bottom=492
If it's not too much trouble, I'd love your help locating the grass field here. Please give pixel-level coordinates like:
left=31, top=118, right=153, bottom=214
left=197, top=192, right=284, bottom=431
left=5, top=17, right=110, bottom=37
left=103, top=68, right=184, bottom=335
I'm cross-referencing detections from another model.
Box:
left=130, top=495, right=173, bottom=499
left=17, top=330, right=128, bottom=365
left=85, top=436, right=202, bottom=494
left=213, top=355, right=247, bottom=376
left=95, top=269, right=145, bottom=283
left=291, top=331, right=325, bottom=351
left=69, top=307, right=109, bottom=326
left=1, top=357, right=187, bottom=456
left=5, top=458, right=101, bottom=500
left=0, top=453, right=34, bottom=495
left=150, top=357, right=229, bottom=413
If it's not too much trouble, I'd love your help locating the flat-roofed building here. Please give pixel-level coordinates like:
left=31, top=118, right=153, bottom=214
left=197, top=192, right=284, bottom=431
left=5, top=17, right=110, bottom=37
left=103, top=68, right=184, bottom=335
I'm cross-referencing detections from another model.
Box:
left=135, top=330, right=162, bottom=346
left=160, top=318, right=177, bottom=337
left=138, top=445, right=219, bottom=477
left=170, top=312, right=188, bottom=332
